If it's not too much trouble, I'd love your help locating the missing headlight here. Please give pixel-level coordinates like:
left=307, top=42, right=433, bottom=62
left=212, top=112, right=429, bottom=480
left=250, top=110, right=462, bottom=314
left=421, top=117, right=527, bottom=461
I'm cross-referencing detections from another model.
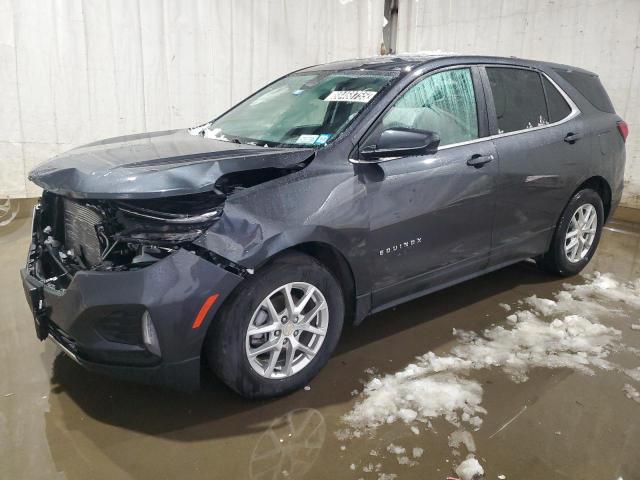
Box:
left=116, top=191, right=225, bottom=225
left=114, top=229, right=204, bottom=245
left=110, top=191, right=224, bottom=249
left=33, top=191, right=224, bottom=277
left=117, top=204, right=222, bottom=224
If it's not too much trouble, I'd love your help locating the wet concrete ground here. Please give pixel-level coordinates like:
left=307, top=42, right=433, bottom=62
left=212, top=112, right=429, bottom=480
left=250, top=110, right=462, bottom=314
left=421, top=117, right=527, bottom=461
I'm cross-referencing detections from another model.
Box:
left=1, top=210, right=640, bottom=480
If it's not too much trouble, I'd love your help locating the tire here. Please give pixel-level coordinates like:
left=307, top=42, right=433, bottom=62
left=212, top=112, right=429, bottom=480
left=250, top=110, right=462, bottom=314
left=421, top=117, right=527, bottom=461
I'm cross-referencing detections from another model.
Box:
left=206, top=251, right=344, bottom=398
left=537, top=188, right=604, bottom=277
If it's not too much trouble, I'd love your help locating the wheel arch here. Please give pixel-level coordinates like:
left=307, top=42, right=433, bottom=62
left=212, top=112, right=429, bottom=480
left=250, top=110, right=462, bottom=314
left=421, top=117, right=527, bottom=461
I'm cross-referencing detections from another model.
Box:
left=572, top=175, right=612, bottom=221
left=203, top=239, right=360, bottom=356
left=236, top=240, right=360, bottom=326
left=541, top=175, right=612, bottom=261
left=288, top=241, right=358, bottom=326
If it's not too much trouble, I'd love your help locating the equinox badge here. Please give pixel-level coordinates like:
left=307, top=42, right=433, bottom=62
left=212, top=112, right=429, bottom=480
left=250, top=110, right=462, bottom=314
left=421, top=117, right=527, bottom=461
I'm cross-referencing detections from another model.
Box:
left=379, top=237, right=422, bottom=256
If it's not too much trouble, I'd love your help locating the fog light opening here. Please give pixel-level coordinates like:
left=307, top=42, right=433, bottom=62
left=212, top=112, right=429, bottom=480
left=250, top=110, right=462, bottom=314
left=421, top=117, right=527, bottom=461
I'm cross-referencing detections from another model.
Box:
left=142, top=311, right=161, bottom=357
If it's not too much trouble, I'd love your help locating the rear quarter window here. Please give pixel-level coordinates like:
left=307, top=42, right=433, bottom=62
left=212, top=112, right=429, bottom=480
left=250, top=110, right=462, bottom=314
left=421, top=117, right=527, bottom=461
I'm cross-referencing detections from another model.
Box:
left=553, top=69, right=615, bottom=113
left=542, top=76, right=572, bottom=123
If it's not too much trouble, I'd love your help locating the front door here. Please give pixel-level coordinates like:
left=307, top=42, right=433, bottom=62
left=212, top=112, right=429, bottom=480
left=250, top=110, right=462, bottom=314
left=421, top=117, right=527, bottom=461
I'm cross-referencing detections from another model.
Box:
left=358, top=67, right=498, bottom=309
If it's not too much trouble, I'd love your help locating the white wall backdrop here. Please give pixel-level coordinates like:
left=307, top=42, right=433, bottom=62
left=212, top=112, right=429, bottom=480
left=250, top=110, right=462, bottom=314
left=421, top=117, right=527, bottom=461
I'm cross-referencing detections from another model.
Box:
left=3, top=0, right=640, bottom=208
left=0, top=0, right=384, bottom=198
left=397, top=0, right=640, bottom=208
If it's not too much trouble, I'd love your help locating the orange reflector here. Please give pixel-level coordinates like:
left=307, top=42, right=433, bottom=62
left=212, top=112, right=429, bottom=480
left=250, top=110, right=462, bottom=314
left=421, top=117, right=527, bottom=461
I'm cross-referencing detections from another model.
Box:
left=192, top=294, right=220, bottom=329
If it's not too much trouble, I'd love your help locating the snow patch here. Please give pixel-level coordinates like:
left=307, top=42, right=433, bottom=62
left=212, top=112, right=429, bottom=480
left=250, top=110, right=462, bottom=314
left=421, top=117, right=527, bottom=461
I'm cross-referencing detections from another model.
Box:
left=624, top=384, right=640, bottom=403
left=386, top=443, right=417, bottom=466
left=455, top=456, right=484, bottom=480
left=362, top=462, right=381, bottom=473
left=343, top=274, right=639, bottom=436
left=343, top=371, right=485, bottom=433
left=448, top=429, right=476, bottom=453
left=342, top=310, right=620, bottom=435
left=188, top=124, right=208, bottom=136
left=189, top=123, right=233, bottom=142
left=397, top=455, right=416, bottom=466
left=377, top=474, right=397, bottom=480
left=386, top=443, right=405, bottom=455
left=625, top=367, right=640, bottom=383
left=340, top=273, right=640, bottom=474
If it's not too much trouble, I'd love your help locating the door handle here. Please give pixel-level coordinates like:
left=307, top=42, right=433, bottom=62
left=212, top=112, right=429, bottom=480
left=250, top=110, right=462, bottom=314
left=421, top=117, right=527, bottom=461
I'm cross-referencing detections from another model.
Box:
left=564, top=132, right=583, bottom=144
left=467, top=153, right=494, bottom=168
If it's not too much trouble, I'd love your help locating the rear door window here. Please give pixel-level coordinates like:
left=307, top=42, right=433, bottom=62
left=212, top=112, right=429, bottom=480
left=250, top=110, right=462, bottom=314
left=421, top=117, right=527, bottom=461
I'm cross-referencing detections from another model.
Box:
left=542, top=76, right=572, bottom=123
left=486, top=67, right=549, bottom=134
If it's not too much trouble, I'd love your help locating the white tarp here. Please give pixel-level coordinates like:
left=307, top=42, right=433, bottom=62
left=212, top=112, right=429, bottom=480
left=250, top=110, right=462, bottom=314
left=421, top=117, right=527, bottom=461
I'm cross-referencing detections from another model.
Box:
left=0, top=0, right=384, bottom=197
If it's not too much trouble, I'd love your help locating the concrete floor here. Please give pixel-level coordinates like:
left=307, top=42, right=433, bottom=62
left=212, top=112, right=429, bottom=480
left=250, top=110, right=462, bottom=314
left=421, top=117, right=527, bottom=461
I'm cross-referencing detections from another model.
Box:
left=1, top=213, right=640, bottom=480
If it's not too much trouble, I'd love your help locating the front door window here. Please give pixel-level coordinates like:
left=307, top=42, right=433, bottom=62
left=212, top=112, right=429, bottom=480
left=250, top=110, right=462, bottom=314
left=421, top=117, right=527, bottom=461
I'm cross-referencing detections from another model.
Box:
left=364, top=68, right=479, bottom=148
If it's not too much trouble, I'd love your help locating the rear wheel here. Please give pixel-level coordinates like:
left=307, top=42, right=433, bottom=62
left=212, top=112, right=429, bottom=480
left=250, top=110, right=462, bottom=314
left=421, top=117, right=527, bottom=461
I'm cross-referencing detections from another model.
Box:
left=537, top=188, right=604, bottom=276
left=206, top=251, right=344, bottom=398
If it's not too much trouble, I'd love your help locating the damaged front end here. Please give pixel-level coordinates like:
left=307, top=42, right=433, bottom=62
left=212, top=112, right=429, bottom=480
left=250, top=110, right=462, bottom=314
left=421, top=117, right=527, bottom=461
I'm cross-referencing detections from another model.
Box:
left=24, top=130, right=318, bottom=286
left=20, top=127, right=321, bottom=389
left=30, top=190, right=231, bottom=290
left=22, top=186, right=249, bottom=387
left=27, top=152, right=312, bottom=288
left=22, top=186, right=249, bottom=390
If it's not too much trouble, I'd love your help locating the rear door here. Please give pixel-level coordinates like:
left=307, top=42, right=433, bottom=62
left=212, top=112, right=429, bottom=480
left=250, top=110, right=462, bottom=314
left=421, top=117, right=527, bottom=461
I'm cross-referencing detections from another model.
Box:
left=358, top=66, right=498, bottom=308
left=481, top=66, right=591, bottom=266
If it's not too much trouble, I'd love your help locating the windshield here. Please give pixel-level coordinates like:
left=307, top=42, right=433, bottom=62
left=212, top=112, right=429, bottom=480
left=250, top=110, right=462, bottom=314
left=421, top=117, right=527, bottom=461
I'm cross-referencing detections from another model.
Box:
left=201, top=71, right=396, bottom=147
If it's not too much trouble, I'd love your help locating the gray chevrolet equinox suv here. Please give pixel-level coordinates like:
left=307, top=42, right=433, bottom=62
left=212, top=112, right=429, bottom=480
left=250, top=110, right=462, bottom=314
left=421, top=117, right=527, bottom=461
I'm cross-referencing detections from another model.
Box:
left=21, top=54, right=627, bottom=397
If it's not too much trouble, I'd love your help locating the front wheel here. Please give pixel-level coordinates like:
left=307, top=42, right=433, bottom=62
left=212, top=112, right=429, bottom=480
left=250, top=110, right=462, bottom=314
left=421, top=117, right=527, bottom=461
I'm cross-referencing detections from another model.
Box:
left=537, top=188, right=604, bottom=276
left=206, top=251, right=344, bottom=398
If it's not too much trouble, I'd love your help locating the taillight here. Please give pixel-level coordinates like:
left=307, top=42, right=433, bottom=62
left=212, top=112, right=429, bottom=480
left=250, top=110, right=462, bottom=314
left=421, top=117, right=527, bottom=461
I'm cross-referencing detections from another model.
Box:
left=617, top=120, right=629, bottom=142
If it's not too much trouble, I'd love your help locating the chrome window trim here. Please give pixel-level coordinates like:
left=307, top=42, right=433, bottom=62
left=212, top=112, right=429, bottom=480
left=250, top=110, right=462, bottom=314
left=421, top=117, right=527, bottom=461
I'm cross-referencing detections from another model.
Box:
left=349, top=67, right=580, bottom=163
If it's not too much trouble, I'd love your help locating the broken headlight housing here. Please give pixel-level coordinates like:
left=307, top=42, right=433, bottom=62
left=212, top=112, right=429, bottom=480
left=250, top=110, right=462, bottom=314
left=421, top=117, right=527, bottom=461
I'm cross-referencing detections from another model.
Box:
left=114, top=199, right=223, bottom=246
left=35, top=191, right=224, bottom=286
left=102, top=191, right=224, bottom=264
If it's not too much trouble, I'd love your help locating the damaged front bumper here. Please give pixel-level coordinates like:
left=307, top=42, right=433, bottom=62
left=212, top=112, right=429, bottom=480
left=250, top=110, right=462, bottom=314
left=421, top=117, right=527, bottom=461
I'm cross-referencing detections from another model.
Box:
left=21, top=229, right=243, bottom=391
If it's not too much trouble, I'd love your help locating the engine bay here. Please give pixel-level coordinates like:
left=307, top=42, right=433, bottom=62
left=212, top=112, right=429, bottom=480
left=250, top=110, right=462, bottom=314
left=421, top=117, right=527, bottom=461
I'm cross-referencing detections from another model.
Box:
left=31, top=191, right=225, bottom=290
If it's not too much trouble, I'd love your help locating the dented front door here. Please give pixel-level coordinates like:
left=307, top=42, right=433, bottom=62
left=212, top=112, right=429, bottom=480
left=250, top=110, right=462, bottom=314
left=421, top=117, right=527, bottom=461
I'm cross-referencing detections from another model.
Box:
left=366, top=141, right=498, bottom=309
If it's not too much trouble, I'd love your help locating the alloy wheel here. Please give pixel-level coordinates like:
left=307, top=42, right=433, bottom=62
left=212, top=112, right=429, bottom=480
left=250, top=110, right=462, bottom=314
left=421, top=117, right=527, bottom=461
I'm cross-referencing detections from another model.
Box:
left=245, top=282, right=329, bottom=379
left=565, top=203, right=597, bottom=263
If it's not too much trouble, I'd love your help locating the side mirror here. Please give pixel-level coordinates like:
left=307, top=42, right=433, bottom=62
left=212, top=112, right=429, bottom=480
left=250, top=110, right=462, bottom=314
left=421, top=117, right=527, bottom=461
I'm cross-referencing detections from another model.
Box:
left=359, top=128, right=440, bottom=161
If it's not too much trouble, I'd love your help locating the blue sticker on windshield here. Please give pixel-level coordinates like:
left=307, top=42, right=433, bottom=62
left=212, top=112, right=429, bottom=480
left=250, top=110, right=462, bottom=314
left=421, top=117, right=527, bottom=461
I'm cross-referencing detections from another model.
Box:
left=296, top=134, right=319, bottom=144
left=314, top=134, right=331, bottom=145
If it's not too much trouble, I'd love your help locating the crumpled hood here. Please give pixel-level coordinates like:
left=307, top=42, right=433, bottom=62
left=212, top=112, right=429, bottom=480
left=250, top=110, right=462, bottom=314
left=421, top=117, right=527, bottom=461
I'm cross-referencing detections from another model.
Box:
left=29, top=129, right=314, bottom=199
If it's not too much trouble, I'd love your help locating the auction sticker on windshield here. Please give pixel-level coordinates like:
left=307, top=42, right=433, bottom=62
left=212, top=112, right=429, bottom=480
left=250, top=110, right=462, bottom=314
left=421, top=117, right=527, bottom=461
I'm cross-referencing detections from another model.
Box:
left=323, top=90, right=376, bottom=103
left=295, top=134, right=319, bottom=144
left=314, top=134, right=331, bottom=145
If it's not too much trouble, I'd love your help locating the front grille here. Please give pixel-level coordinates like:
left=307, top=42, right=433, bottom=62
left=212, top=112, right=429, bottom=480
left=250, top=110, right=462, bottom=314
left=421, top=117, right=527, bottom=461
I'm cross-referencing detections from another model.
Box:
left=63, top=199, right=103, bottom=266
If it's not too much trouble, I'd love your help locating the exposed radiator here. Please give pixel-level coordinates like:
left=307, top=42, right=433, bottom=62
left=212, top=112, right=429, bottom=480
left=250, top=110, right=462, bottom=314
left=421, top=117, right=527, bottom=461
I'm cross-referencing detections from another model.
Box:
left=63, top=199, right=104, bottom=266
